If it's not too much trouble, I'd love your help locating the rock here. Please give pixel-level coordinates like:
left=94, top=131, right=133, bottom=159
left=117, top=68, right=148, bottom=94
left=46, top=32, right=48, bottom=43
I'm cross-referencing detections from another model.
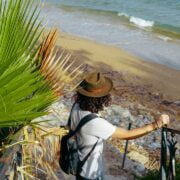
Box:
left=103, top=143, right=146, bottom=179
left=152, top=92, right=162, bottom=99
left=161, top=99, right=180, bottom=106
left=148, top=142, right=161, bottom=150
left=127, top=151, right=149, bottom=165
left=174, top=100, right=180, bottom=106
left=112, top=118, right=121, bottom=126
left=111, top=105, right=132, bottom=118
left=105, top=175, right=128, bottom=180
left=162, top=100, right=173, bottom=106
left=134, top=164, right=146, bottom=174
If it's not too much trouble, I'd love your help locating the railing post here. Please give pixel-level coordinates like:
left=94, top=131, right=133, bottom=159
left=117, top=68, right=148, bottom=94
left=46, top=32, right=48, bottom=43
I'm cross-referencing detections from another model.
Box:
left=160, top=127, right=167, bottom=180
left=121, top=122, right=132, bottom=169
left=167, top=132, right=177, bottom=180
left=160, top=126, right=180, bottom=180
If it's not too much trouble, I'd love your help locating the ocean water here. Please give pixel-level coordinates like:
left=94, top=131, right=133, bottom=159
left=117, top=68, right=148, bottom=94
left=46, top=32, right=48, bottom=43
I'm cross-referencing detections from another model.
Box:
left=41, top=0, right=180, bottom=70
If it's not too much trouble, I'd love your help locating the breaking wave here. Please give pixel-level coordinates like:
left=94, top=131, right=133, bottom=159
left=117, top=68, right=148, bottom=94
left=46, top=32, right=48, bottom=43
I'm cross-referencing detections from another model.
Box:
left=118, top=12, right=154, bottom=28
left=129, top=16, right=154, bottom=28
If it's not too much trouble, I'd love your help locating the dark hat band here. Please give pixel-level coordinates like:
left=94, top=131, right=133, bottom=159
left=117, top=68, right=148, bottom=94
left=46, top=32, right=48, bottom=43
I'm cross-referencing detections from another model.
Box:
left=85, top=86, right=107, bottom=93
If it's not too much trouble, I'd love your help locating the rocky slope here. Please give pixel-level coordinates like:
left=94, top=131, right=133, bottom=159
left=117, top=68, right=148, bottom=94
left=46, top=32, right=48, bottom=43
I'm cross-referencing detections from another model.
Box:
left=40, top=90, right=179, bottom=179
left=38, top=63, right=180, bottom=179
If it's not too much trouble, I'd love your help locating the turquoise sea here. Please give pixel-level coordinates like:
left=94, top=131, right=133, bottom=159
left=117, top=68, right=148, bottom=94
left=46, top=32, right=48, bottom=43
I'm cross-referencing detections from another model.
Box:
left=41, top=0, right=180, bottom=70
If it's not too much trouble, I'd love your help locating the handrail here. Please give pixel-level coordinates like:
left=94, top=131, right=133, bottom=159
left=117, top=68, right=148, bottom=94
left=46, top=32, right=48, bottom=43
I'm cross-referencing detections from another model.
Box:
left=121, top=122, right=132, bottom=169
left=121, top=125, right=179, bottom=180
left=160, top=126, right=179, bottom=180
left=163, top=127, right=180, bottom=135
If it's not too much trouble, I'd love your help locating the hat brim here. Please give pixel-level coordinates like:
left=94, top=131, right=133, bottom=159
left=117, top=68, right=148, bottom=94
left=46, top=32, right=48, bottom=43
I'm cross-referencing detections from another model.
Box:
left=77, top=77, right=113, bottom=97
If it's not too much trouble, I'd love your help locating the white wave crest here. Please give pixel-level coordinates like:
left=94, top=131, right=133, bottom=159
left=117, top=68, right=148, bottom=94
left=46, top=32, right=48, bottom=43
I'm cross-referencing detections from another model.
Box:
left=117, top=12, right=129, bottom=18
left=157, top=35, right=172, bottom=42
left=130, top=16, right=154, bottom=28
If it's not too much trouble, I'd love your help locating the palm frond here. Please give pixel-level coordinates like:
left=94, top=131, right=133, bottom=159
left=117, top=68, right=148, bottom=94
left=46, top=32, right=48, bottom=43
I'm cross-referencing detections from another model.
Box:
left=0, top=0, right=55, bottom=128
left=37, top=30, right=83, bottom=95
left=0, top=0, right=84, bottom=178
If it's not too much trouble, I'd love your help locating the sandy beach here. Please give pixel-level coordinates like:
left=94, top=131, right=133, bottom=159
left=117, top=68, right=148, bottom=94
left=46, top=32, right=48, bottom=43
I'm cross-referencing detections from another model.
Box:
left=54, top=30, right=180, bottom=100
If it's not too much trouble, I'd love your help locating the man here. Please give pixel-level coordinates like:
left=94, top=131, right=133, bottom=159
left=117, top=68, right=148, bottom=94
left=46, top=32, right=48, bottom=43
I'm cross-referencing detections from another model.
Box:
left=69, top=72, right=169, bottom=180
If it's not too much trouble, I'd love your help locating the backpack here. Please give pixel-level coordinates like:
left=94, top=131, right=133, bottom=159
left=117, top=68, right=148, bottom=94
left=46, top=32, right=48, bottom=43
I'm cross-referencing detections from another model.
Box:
left=59, top=111, right=98, bottom=175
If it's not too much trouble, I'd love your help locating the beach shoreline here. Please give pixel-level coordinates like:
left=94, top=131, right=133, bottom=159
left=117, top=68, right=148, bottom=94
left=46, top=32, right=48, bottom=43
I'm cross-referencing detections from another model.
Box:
left=50, top=30, right=180, bottom=100
left=41, top=1, right=180, bottom=70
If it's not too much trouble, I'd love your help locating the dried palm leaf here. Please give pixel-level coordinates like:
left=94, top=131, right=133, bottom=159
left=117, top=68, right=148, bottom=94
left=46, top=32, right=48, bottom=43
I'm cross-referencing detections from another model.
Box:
left=37, top=30, right=83, bottom=96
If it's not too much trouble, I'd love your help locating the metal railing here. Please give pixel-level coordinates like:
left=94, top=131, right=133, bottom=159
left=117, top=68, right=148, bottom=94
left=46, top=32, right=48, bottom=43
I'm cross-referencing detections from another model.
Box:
left=121, top=124, right=180, bottom=180
left=160, top=127, right=180, bottom=180
left=121, top=123, right=132, bottom=169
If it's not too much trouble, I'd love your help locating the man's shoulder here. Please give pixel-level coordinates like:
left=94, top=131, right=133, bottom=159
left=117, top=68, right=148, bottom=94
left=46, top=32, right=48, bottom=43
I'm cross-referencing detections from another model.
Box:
left=83, top=116, right=109, bottom=127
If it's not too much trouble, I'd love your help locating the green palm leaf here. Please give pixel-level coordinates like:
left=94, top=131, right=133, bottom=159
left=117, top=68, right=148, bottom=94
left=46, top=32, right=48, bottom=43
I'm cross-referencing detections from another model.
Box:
left=0, top=0, right=55, bottom=129
left=0, top=0, right=83, bottom=177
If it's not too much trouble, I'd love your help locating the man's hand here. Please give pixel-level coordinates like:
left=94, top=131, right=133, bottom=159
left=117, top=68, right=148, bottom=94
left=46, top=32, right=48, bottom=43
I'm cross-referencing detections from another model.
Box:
left=155, top=114, right=170, bottom=129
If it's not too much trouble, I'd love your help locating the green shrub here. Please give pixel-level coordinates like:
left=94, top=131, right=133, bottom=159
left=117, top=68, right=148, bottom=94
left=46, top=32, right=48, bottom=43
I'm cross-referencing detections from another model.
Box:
left=137, top=162, right=180, bottom=180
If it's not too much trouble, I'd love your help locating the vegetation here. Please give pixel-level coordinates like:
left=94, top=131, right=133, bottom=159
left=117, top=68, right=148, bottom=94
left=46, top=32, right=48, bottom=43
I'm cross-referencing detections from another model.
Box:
left=137, top=163, right=180, bottom=180
left=0, top=0, right=81, bottom=178
left=0, top=0, right=54, bottom=130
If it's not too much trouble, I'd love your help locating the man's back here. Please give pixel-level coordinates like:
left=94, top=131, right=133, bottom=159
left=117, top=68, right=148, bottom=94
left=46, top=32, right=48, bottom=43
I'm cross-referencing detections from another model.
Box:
left=70, top=103, right=116, bottom=179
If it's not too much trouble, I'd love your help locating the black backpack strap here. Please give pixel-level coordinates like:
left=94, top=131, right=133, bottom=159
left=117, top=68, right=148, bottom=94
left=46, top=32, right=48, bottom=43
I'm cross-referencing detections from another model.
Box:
left=67, top=103, right=76, bottom=128
left=78, top=137, right=99, bottom=173
left=72, top=114, right=99, bottom=173
left=69, top=113, right=98, bottom=137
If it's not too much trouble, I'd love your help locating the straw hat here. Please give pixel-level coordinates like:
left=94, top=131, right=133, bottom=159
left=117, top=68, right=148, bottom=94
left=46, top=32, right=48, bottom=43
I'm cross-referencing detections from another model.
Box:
left=77, top=72, right=113, bottom=97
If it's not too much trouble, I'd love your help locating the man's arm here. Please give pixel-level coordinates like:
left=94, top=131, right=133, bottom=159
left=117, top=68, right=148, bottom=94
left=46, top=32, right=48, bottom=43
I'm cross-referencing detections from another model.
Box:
left=111, top=114, right=169, bottom=140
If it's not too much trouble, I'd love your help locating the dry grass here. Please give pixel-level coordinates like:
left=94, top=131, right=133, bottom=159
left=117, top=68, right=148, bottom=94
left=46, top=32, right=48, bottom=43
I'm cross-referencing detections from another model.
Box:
left=19, top=125, right=67, bottom=179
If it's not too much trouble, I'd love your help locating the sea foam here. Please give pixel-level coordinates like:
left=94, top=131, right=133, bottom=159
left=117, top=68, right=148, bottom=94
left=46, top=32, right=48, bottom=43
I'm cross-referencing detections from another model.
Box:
left=117, top=13, right=154, bottom=28
left=117, top=12, right=129, bottom=18
left=130, top=16, right=154, bottom=28
left=157, top=35, right=172, bottom=42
